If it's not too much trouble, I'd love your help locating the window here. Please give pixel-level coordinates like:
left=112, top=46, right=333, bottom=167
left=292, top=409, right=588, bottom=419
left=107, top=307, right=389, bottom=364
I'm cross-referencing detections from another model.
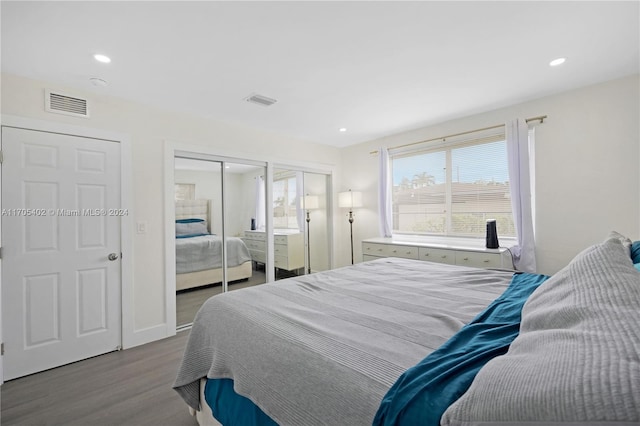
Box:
left=175, top=183, right=195, bottom=201
left=273, top=175, right=298, bottom=229
left=391, top=136, right=514, bottom=238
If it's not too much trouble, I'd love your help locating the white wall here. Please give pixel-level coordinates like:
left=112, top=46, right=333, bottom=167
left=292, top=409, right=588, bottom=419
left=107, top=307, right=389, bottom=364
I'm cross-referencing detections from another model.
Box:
left=1, top=72, right=341, bottom=345
left=338, top=74, right=640, bottom=275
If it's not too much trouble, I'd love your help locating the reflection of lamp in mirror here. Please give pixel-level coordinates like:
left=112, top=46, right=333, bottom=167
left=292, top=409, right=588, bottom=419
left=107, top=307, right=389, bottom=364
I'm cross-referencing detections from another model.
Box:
left=338, top=189, right=363, bottom=264
left=304, top=194, right=319, bottom=274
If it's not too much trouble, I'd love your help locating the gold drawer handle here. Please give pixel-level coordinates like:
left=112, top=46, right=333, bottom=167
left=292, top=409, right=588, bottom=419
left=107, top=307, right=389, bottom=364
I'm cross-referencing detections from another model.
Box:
left=463, top=257, right=469, bottom=261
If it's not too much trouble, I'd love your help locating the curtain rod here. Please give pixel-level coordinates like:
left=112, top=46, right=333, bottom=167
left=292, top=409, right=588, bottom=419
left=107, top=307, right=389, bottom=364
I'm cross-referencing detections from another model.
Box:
left=369, top=115, right=547, bottom=155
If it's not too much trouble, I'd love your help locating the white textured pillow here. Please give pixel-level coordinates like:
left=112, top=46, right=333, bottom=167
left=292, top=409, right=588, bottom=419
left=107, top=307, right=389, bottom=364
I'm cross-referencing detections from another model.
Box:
left=441, top=237, right=640, bottom=425
left=607, top=230, right=632, bottom=257
left=176, top=221, right=208, bottom=236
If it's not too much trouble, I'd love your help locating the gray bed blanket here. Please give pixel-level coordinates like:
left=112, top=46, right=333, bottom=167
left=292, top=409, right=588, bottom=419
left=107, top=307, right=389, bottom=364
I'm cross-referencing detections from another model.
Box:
left=175, top=235, right=252, bottom=274
left=173, top=258, right=514, bottom=425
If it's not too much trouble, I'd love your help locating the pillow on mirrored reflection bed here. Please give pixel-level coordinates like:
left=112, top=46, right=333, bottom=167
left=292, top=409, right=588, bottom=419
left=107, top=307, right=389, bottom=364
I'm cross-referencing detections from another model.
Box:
left=441, top=236, right=640, bottom=425
left=176, top=219, right=208, bottom=237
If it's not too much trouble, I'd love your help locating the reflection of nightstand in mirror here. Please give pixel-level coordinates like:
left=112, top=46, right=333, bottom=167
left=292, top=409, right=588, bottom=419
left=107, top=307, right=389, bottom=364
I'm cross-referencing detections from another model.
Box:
left=242, top=230, right=304, bottom=277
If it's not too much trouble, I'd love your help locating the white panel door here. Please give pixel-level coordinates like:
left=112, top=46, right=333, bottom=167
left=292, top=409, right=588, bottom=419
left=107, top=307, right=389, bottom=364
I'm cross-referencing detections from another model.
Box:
left=1, top=127, right=121, bottom=380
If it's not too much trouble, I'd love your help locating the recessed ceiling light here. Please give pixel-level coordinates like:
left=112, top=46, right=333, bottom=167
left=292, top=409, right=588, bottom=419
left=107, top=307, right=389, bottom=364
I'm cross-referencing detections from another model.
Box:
left=94, top=54, right=111, bottom=63
left=549, top=57, right=566, bottom=67
left=339, top=128, right=347, bottom=132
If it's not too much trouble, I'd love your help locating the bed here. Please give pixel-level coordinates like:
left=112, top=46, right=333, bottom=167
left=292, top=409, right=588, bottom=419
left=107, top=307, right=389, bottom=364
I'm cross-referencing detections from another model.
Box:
left=174, top=231, right=640, bottom=425
left=176, top=199, right=252, bottom=291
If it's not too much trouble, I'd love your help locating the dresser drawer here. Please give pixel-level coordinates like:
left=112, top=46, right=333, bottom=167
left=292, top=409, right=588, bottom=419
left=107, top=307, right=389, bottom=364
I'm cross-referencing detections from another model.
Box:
left=362, top=239, right=506, bottom=269
left=243, top=231, right=304, bottom=271
left=455, top=251, right=502, bottom=268
left=385, top=244, right=419, bottom=260
left=274, top=235, right=288, bottom=245
left=273, top=243, right=288, bottom=256
left=418, top=247, right=456, bottom=264
left=243, top=231, right=266, bottom=241
left=243, top=239, right=265, bottom=251
left=362, top=242, right=386, bottom=257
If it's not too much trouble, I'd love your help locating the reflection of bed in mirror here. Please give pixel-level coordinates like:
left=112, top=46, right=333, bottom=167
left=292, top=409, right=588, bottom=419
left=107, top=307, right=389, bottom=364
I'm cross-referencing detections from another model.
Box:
left=175, top=199, right=252, bottom=291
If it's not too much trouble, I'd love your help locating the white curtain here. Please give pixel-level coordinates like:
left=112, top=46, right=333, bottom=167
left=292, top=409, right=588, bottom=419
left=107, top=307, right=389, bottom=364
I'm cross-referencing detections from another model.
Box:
left=506, top=118, right=536, bottom=272
left=254, top=175, right=265, bottom=230
left=295, top=171, right=304, bottom=232
left=378, top=147, right=393, bottom=237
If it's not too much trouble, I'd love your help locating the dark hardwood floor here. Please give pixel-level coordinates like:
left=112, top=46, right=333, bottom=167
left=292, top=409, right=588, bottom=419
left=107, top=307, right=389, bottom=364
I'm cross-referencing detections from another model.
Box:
left=1, top=330, right=198, bottom=426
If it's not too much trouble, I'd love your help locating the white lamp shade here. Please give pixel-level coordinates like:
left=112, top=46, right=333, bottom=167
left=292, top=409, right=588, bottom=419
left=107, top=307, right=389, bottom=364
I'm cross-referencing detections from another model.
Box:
left=303, top=195, right=319, bottom=210
left=338, top=190, right=362, bottom=209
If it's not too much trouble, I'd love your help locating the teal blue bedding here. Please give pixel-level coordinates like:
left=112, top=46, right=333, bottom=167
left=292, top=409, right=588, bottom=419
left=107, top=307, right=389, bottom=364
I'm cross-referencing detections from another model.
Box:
left=204, top=379, right=277, bottom=426
left=372, top=272, right=549, bottom=426
left=176, top=233, right=209, bottom=239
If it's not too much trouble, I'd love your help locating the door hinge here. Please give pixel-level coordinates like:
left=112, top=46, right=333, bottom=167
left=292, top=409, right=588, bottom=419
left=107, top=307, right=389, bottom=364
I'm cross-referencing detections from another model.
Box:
left=0, top=150, right=4, bottom=164
left=0, top=247, right=3, bottom=259
left=1, top=343, right=4, bottom=356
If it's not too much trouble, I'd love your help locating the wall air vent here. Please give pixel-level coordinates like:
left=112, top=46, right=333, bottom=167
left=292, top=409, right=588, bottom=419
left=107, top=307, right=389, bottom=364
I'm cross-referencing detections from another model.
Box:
left=45, top=90, right=90, bottom=118
left=245, top=93, right=277, bottom=107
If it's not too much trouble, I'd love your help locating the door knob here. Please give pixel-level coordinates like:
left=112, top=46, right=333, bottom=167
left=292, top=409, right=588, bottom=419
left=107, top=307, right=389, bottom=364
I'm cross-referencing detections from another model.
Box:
left=108, top=253, right=119, bottom=261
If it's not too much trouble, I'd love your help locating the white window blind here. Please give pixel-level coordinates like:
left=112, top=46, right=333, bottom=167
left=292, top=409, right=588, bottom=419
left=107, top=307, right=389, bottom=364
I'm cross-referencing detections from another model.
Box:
left=391, top=134, right=515, bottom=238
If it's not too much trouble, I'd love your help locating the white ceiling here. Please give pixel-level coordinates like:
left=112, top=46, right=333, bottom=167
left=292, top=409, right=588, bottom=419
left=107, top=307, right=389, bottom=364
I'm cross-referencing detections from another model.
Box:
left=2, top=1, right=638, bottom=148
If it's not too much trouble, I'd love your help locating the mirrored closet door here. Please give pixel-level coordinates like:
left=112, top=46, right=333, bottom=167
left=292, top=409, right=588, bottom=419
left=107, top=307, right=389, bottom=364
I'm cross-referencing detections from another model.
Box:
left=272, top=168, right=330, bottom=279
left=174, top=156, right=267, bottom=328
left=224, top=160, right=268, bottom=293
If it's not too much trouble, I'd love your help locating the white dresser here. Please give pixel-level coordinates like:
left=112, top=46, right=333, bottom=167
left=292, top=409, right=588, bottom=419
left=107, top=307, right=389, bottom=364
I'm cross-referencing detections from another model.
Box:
left=362, top=237, right=512, bottom=269
left=243, top=230, right=305, bottom=272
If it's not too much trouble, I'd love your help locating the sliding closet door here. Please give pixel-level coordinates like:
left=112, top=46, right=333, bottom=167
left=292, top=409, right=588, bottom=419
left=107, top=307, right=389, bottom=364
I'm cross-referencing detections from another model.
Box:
left=223, top=161, right=267, bottom=292
left=272, top=168, right=331, bottom=278
left=174, top=157, right=224, bottom=327
left=174, top=155, right=269, bottom=327
left=272, top=169, right=306, bottom=279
